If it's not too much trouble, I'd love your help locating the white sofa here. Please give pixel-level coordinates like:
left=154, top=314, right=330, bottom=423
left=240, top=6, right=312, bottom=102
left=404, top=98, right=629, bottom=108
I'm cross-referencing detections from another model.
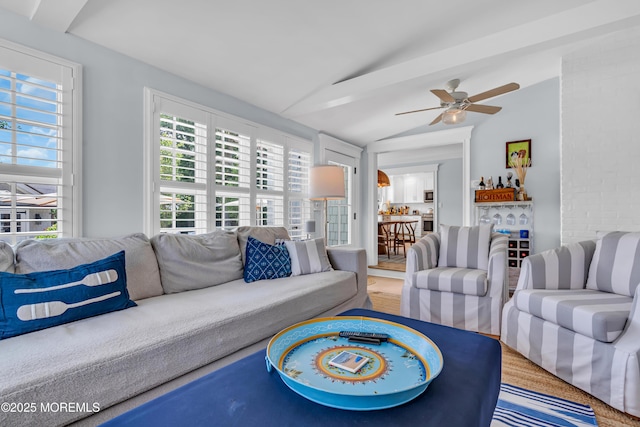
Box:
left=0, top=227, right=371, bottom=427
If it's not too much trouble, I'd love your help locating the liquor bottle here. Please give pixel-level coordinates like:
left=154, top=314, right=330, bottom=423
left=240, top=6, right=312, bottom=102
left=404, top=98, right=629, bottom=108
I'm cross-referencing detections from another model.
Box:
left=479, top=176, right=486, bottom=190
left=496, top=176, right=504, bottom=189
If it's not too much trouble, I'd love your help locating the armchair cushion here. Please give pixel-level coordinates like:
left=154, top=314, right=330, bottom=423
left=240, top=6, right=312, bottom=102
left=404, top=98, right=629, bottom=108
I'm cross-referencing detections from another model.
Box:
left=520, top=240, right=595, bottom=291
left=514, top=289, right=632, bottom=343
left=586, top=231, right=640, bottom=297
left=439, top=224, right=493, bottom=270
left=412, top=267, right=488, bottom=296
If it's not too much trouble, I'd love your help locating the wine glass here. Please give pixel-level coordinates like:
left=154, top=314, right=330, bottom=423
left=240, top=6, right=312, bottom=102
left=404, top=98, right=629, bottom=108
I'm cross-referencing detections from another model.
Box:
left=506, top=212, right=516, bottom=225
left=519, top=207, right=529, bottom=225
left=479, top=208, right=491, bottom=224
left=492, top=210, right=502, bottom=225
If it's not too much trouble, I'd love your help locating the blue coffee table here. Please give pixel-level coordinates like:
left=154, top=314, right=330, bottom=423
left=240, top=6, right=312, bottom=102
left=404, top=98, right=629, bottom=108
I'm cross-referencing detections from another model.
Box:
left=102, top=309, right=501, bottom=427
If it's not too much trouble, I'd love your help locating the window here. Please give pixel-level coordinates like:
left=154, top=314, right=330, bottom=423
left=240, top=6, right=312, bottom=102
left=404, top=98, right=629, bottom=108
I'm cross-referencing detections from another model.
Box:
left=327, top=162, right=351, bottom=246
left=0, top=41, right=81, bottom=244
left=287, top=147, right=311, bottom=240
left=146, top=90, right=313, bottom=237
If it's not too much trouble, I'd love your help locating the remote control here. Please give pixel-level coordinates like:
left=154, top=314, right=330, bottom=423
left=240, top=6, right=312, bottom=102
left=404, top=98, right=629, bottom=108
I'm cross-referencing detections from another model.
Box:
left=339, top=331, right=389, bottom=341
left=348, top=336, right=382, bottom=345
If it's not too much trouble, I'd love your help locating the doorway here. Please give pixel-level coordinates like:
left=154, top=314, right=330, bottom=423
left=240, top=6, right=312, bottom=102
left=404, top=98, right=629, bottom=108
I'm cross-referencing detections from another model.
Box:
left=365, top=126, right=473, bottom=276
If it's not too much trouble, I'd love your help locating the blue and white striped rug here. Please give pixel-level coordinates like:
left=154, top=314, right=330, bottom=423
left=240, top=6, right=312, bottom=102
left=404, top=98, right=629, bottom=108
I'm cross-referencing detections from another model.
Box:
left=492, top=383, right=598, bottom=427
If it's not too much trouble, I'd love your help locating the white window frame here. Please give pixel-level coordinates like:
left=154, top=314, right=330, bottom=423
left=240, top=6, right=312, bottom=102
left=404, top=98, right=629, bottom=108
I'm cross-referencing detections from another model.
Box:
left=144, top=88, right=313, bottom=237
left=0, top=39, right=82, bottom=243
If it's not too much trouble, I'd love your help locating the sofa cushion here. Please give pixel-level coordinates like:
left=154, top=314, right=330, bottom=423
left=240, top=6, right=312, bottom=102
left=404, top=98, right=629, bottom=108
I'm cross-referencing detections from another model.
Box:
left=586, top=231, right=640, bottom=297
left=0, top=241, right=14, bottom=273
left=244, top=236, right=291, bottom=283
left=0, top=270, right=358, bottom=426
left=237, top=226, right=290, bottom=266
left=14, top=233, right=163, bottom=301
left=151, top=230, right=243, bottom=293
left=438, top=224, right=492, bottom=270
left=0, top=251, right=135, bottom=340
left=284, top=238, right=333, bottom=276
left=412, top=267, right=488, bottom=296
left=514, top=289, right=632, bottom=343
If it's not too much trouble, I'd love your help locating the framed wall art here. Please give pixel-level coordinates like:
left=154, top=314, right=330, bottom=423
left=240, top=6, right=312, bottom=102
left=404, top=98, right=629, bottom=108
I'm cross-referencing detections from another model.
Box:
left=506, top=139, right=531, bottom=168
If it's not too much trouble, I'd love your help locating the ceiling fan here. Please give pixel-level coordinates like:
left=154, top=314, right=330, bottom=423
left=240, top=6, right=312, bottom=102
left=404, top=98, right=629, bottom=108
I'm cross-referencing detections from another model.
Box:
left=396, top=79, right=520, bottom=125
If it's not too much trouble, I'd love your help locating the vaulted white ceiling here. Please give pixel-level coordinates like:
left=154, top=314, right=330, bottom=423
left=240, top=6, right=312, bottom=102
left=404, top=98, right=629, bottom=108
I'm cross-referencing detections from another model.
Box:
left=2, top=0, right=640, bottom=146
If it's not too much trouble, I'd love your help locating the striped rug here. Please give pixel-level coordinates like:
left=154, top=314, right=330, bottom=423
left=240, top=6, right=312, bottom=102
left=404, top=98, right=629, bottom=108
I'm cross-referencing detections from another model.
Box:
left=492, top=383, right=597, bottom=426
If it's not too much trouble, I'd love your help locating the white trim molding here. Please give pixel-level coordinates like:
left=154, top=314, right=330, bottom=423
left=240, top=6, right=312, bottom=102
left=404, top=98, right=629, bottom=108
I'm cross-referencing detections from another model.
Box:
left=364, top=126, right=473, bottom=265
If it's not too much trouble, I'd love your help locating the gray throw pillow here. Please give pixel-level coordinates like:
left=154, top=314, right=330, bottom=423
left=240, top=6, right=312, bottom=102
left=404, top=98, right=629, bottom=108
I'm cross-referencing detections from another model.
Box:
left=586, top=231, right=640, bottom=297
left=14, top=233, right=163, bottom=301
left=438, top=224, right=493, bottom=270
left=151, top=230, right=243, bottom=293
left=284, top=238, right=333, bottom=276
left=236, top=226, right=290, bottom=266
left=0, top=241, right=14, bottom=273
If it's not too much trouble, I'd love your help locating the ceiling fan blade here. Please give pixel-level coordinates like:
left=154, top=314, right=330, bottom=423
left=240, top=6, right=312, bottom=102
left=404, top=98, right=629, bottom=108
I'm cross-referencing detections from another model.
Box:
left=430, top=89, right=455, bottom=103
left=467, top=82, right=520, bottom=103
left=464, top=104, right=502, bottom=114
left=395, top=106, right=444, bottom=116
left=429, top=113, right=443, bottom=126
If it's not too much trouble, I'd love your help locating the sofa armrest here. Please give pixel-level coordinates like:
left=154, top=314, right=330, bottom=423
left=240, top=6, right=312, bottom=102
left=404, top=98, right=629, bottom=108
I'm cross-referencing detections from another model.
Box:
left=327, top=247, right=368, bottom=300
left=487, top=233, right=508, bottom=299
left=406, top=233, right=440, bottom=277
left=515, top=240, right=596, bottom=291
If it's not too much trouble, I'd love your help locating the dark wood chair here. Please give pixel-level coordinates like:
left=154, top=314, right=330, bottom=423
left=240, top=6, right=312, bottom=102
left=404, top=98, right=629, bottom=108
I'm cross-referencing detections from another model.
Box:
left=395, top=221, right=416, bottom=257
left=378, top=222, right=395, bottom=259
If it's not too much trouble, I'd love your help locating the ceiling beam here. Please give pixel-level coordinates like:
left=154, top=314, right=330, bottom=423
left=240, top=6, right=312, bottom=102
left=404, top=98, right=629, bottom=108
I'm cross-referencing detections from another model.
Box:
left=30, top=0, right=89, bottom=33
left=281, top=0, right=640, bottom=118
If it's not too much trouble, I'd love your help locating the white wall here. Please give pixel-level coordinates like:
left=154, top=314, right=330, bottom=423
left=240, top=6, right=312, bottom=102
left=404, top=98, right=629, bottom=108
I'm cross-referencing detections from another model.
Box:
left=561, top=26, right=640, bottom=244
left=437, top=158, right=463, bottom=226
left=470, top=78, right=561, bottom=253
left=0, top=10, right=317, bottom=238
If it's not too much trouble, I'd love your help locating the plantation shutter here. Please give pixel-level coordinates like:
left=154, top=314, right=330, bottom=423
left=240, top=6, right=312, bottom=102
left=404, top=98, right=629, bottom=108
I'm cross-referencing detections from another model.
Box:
left=255, top=138, right=284, bottom=226
left=0, top=43, right=79, bottom=243
left=155, top=97, right=208, bottom=234
left=147, top=90, right=313, bottom=237
left=214, top=117, right=253, bottom=229
left=287, top=147, right=311, bottom=239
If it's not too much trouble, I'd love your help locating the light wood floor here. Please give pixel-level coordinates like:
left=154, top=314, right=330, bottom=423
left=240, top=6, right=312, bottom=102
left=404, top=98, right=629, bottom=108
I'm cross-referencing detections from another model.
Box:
left=366, top=275, right=640, bottom=427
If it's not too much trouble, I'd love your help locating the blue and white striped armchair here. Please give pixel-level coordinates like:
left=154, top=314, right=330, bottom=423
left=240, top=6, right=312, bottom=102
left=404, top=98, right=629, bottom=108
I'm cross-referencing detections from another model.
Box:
left=501, top=232, right=640, bottom=417
left=401, top=224, right=508, bottom=335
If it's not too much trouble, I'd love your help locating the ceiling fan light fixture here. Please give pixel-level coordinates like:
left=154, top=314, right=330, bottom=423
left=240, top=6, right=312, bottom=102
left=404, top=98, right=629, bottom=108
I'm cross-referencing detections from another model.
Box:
left=442, top=108, right=466, bottom=125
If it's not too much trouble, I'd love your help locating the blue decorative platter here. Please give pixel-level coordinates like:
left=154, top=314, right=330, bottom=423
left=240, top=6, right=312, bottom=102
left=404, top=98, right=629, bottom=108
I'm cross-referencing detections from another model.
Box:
left=265, top=316, right=443, bottom=411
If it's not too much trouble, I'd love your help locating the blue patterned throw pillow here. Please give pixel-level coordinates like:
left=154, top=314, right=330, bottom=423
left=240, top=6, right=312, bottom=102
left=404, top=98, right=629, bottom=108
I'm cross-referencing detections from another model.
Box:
left=243, top=236, right=292, bottom=283
left=0, top=251, right=136, bottom=340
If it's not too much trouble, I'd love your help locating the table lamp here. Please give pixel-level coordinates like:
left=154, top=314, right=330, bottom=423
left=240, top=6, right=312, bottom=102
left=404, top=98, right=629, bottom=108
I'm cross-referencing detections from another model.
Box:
left=304, top=220, right=316, bottom=240
left=310, top=165, right=345, bottom=243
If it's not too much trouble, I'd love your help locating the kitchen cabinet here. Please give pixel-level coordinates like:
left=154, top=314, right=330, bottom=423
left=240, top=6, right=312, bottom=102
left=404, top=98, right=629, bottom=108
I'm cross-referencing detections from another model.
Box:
left=403, top=175, right=422, bottom=202
left=424, top=173, right=434, bottom=191
left=388, top=173, right=429, bottom=203
left=388, top=176, right=404, bottom=203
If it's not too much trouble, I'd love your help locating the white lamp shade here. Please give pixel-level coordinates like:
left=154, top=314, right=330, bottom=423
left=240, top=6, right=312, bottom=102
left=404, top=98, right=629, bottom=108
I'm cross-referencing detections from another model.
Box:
left=310, top=165, right=345, bottom=200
